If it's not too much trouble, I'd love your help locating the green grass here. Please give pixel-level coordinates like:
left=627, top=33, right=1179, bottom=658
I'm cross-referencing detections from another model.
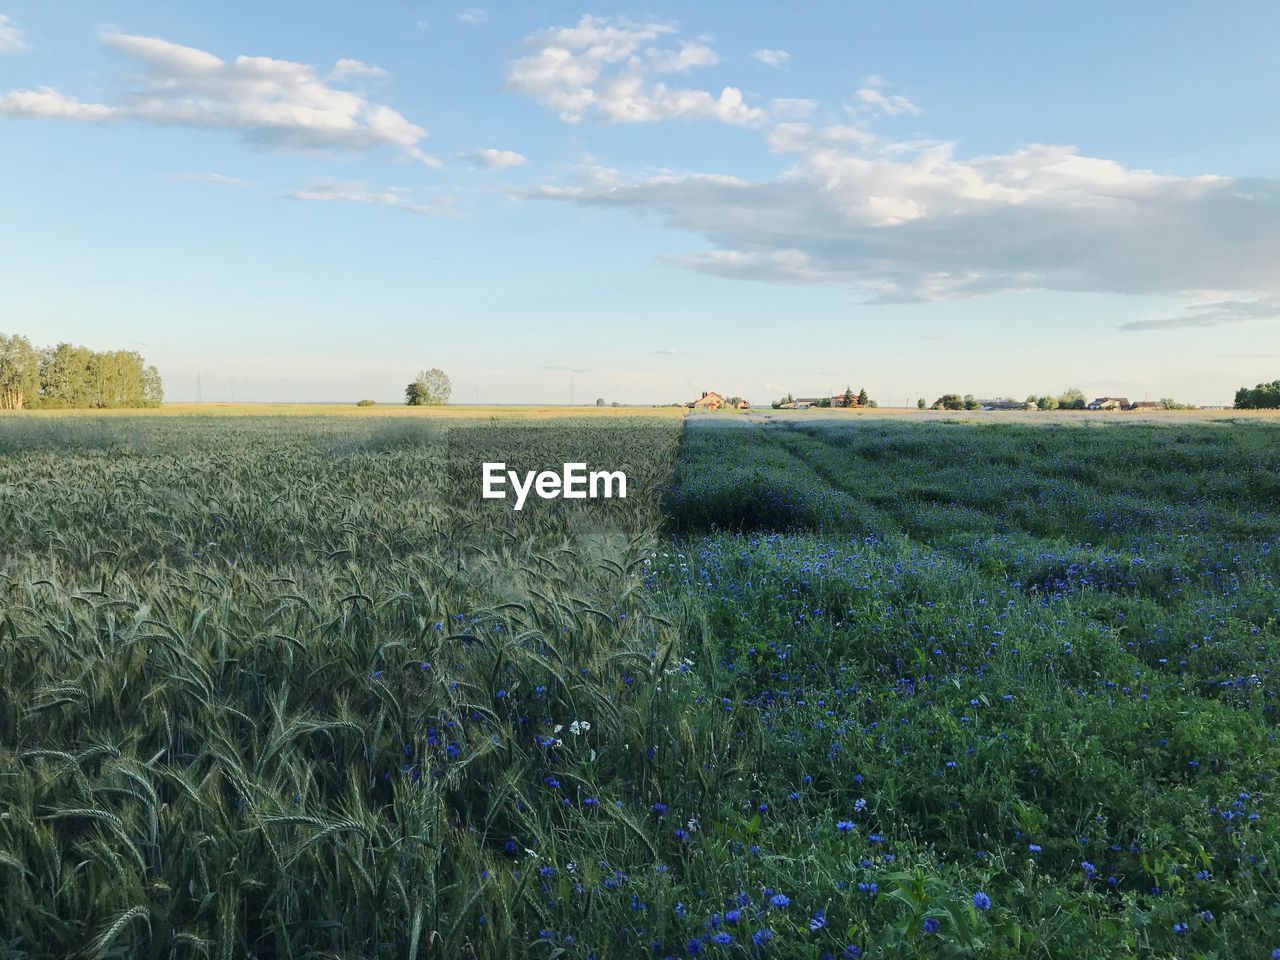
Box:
left=1, top=414, right=1277, bottom=959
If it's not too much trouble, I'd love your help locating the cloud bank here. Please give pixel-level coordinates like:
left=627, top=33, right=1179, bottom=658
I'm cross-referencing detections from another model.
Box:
left=0, top=30, right=436, bottom=163
left=528, top=129, right=1279, bottom=306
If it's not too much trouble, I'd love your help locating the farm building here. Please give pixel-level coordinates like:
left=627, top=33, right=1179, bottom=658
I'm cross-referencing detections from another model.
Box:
left=980, top=398, right=1029, bottom=411
left=1087, top=397, right=1130, bottom=410
left=1128, top=400, right=1164, bottom=411
left=690, top=391, right=727, bottom=410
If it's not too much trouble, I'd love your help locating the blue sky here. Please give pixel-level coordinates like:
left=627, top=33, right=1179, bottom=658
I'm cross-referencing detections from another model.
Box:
left=2, top=2, right=1277, bottom=405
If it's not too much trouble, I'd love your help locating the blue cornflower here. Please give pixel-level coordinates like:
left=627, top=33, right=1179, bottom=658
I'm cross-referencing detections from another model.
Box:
left=1081, top=861, right=1095, bottom=878
left=711, top=932, right=733, bottom=946
left=652, top=802, right=667, bottom=816
left=686, top=937, right=702, bottom=955
left=495, top=689, right=507, bottom=700
left=809, top=909, right=826, bottom=930
left=972, top=891, right=991, bottom=911
left=1028, top=844, right=1042, bottom=853
left=539, top=866, right=554, bottom=877
left=843, top=946, right=862, bottom=959
left=922, top=918, right=940, bottom=934
left=724, top=909, right=741, bottom=925
left=769, top=894, right=790, bottom=909
left=751, top=929, right=773, bottom=946
left=583, top=797, right=599, bottom=808
left=836, top=820, right=855, bottom=833
left=1173, top=922, right=1188, bottom=935
left=1199, top=911, right=1213, bottom=923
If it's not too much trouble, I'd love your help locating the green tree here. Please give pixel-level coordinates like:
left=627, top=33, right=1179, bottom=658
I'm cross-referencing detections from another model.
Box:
left=858, top=387, right=870, bottom=407
left=596, top=397, right=606, bottom=406
left=1057, top=387, right=1086, bottom=410
left=1234, top=380, right=1280, bottom=409
left=933, top=394, right=964, bottom=410
left=406, top=368, right=452, bottom=406
left=1036, top=395, right=1059, bottom=410
left=916, top=397, right=926, bottom=409
left=963, top=394, right=981, bottom=410
left=841, top=386, right=856, bottom=408
left=0, top=333, right=40, bottom=410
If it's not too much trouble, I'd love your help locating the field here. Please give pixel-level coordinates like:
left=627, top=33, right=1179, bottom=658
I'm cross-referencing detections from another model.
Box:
left=1, top=411, right=1278, bottom=959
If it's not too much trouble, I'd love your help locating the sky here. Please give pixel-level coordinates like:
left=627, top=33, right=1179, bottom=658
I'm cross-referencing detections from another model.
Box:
left=1, top=2, right=1278, bottom=406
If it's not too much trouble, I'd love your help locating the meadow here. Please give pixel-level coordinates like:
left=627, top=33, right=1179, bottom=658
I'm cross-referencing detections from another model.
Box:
left=0, top=411, right=1277, bottom=959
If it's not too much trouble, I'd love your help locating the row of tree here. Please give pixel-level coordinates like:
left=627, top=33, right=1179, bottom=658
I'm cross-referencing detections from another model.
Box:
left=1234, top=380, right=1280, bottom=409
left=771, top=386, right=875, bottom=409
left=0, top=333, right=164, bottom=410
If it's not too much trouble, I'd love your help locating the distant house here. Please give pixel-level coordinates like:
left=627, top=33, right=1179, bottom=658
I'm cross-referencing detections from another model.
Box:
left=1128, top=400, right=1164, bottom=411
left=690, top=391, right=726, bottom=410
left=979, top=398, right=1026, bottom=411
left=1087, top=397, right=1130, bottom=410
left=733, top=399, right=751, bottom=409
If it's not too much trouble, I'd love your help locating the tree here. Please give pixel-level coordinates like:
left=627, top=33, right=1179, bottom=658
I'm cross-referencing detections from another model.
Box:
left=857, top=387, right=870, bottom=407
left=0, top=333, right=40, bottom=410
left=406, top=368, right=451, bottom=406
left=916, top=397, right=926, bottom=409
left=1036, top=395, right=1059, bottom=410
left=963, top=394, right=981, bottom=410
left=356, top=398, right=376, bottom=407
left=596, top=397, right=606, bottom=406
left=841, top=386, right=856, bottom=408
left=1234, top=380, right=1280, bottom=409
left=933, top=394, right=964, bottom=411
left=142, top=364, right=164, bottom=407
left=1057, top=387, right=1086, bottom=410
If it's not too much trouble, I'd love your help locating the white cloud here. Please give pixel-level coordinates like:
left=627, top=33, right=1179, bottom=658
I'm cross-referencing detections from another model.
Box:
left=286, top=178, right=457, bottom=217
left=330, top=58, right=388, bottom=82
left=753, top=49, right=789, bottom=69
left=464, top=147, right=527, bottom=169
left=0, top=30, right=436, bottom=163
left=652, top=348, right=685, bottom=355
left=0, top=86, right=115, bottom=120
left=507, top=15, right=765, bottom=126
left=0, top=13, right=25, bottom=53
left=169, top=172, right=245, bottom=185
left=457, top=8, right=489, bottom=25
left=1120, top=297, right=1280, bottom=332
left=855, top=86, right=922, bottom=116
left=525, top=135, right=1280, bottom=304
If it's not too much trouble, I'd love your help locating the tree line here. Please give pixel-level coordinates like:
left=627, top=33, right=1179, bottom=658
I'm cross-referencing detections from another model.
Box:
left=1234, top=380, right=1280, bottom=409
left=0, top=333, right=164, bottom=410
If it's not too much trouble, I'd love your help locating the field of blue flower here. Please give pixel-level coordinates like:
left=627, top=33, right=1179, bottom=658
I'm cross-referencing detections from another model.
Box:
left=0, top=413, right=1277, bottom=959
left=657, top=417, right=1279, bottom=957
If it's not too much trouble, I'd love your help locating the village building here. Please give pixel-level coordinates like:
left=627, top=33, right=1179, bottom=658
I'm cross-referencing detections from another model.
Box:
left=689, top=391, right=726, bottom=410
left=1086, top=397, right=1130, bottom=410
